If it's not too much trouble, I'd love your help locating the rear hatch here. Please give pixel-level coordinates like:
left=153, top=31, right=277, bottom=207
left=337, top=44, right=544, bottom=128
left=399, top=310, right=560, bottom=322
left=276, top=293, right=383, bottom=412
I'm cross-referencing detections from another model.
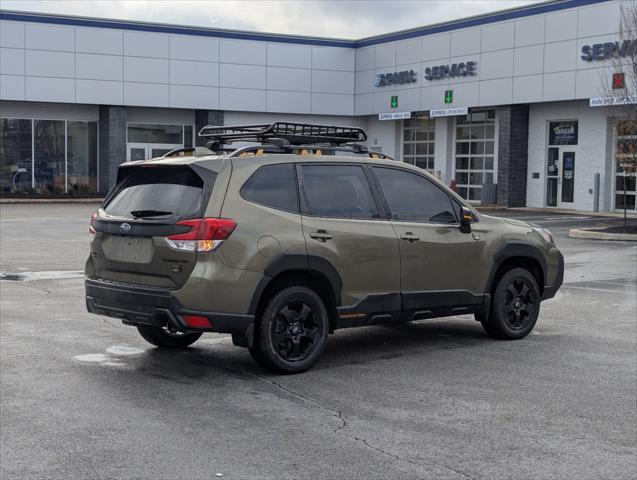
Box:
left=89, top=162, right=220, bottom=289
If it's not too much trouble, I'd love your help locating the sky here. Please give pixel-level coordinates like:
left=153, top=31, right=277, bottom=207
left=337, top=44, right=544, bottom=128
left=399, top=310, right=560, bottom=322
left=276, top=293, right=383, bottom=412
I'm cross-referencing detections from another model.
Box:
left=0, top=0, right=545, bottom=39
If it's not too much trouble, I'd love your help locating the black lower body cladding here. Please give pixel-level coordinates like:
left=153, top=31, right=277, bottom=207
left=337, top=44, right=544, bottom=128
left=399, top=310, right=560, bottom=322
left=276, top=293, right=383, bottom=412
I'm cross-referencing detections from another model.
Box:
left=85, top=278, right=253, bottom=335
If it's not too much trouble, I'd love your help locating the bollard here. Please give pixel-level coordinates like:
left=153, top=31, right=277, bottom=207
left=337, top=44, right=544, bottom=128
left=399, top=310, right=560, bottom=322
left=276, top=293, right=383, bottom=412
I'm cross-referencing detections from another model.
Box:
left=593, top=173, right=600, bottom=212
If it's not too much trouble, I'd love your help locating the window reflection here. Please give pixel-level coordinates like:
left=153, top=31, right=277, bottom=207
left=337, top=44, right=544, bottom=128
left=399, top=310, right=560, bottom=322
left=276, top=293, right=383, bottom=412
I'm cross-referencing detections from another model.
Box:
left=34, top=120, right=65, bottom=194
left=0, top=119, right=32, bottom=194
left=0, top=118, right=98, bottom=195
left=68, top=121, right=98, bottom=193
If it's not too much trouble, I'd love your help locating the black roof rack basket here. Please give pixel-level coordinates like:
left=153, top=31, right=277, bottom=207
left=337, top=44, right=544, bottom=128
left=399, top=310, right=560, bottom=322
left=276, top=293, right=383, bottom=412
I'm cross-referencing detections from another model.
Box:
left=199, top=121, right=367, bottom=147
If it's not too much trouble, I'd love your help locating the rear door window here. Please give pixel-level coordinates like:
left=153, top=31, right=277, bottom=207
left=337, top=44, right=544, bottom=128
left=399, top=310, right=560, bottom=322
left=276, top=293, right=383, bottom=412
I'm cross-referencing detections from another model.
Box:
left=104, top=166, right=209, bottom=219
left=300, top=164, right=379, bottom=219
left=240, top=163, right=299, bottom=213
left=372, top=167, right=458, bottom=223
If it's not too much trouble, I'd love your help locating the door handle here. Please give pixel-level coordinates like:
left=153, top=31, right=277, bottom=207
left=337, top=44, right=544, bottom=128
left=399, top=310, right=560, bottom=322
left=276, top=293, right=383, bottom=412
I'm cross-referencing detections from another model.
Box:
left=400, top=232, right=420, bottom=242
left=310, top=230, right=333, bottom=242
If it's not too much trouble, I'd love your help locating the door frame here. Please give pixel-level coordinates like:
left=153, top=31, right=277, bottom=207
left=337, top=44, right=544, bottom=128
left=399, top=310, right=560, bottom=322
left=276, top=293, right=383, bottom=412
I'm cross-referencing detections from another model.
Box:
left=546, top=146, right=576, bottom=208
left=126, top=142, right=183, bottom=161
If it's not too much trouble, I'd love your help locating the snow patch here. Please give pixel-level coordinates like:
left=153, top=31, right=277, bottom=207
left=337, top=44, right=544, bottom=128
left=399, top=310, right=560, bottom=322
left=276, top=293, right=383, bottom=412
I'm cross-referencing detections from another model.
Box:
left=74, top=353, right=111, bottom=363
left=106, top=345, right=145, bottom=356
left=1, top=270, right=84, bottom=282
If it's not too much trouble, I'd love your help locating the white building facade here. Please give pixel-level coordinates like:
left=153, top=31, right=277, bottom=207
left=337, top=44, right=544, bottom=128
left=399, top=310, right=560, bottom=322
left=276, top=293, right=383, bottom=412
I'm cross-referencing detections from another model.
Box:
left=0, top=0, right=635, bottom=213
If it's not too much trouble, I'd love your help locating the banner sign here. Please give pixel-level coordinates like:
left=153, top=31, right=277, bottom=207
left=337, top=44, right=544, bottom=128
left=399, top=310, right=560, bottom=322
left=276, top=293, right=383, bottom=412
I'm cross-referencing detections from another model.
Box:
left=589, top=96, right=637, bottom=107
left=378, top=111, right=412, bottom=121
left=429, top=107, right=468, bottom=117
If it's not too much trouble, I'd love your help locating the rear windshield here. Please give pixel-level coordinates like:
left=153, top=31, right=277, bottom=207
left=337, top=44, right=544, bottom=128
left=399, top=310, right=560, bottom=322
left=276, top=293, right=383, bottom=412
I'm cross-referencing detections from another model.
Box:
left=104, top=166, right=209, bottom=219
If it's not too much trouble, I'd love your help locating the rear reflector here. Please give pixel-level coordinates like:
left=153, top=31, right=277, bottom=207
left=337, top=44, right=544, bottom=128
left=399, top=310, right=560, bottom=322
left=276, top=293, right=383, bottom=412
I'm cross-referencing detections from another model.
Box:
left=182, top=314, right=211, bottom=328
left=166, top=218, right=236, bottom=252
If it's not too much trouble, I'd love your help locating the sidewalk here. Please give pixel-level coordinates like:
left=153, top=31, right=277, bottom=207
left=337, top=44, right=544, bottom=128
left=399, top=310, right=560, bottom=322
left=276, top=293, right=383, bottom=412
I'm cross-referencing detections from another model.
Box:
left=477, top=205, right=637, bottom=219
left=0, top=198, right=104, bottom=204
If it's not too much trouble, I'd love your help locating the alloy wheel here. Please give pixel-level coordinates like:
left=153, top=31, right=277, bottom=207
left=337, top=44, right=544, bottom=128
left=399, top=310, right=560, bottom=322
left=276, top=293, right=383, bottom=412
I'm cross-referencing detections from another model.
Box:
left=502, top=278, right=537, bottom=330
left=271, top=300, right=321, bottom=362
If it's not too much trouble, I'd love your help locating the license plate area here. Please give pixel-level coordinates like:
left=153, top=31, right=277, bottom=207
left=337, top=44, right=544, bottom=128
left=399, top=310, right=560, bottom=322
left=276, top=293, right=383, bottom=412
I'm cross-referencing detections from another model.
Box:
left=102, top=235, right=153, bottom=263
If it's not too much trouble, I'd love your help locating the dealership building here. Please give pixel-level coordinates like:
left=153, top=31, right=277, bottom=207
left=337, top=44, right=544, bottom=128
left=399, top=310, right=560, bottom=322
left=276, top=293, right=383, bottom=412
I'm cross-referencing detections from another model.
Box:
left=0, top=0, right=635, bottom=212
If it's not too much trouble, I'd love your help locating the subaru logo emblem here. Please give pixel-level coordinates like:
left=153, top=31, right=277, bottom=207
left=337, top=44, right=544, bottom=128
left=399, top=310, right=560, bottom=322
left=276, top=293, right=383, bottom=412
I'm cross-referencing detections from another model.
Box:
left=120, top=223, right=131, bottom=234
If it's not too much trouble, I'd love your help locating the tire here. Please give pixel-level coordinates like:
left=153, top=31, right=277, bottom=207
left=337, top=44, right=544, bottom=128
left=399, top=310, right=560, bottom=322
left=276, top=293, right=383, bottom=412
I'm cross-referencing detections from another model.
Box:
left=137, top=323, right=202, bottom=349
left=249, top=286, right=329, bottom=374
left=481, top=267, right=541, bottom=340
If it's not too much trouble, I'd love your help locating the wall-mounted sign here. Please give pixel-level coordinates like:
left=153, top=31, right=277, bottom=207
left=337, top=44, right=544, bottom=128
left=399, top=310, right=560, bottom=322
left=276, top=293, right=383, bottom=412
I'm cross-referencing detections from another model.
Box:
left=613, top=73, right=625, bottom=90
left=430, top=107, right=468, bottom=118
left=390, top=95, right=398, bottom=108
left=444, top=90, right=453, bottom=104
left=379, top=111, right=412, bottom=121
left=589, top=95, right=637, bottom=107
left=581, top=39, right=636, bottom=61
left=424, top=61, right=477, bottom=81
left=549, top=121, right=578, bottom=146
left=375, top=70, right=417, bottom=87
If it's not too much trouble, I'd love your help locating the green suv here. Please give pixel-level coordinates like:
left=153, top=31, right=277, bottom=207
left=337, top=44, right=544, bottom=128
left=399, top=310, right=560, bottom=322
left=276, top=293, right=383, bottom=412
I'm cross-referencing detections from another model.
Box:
left=85, top=122, right=563, bottom=374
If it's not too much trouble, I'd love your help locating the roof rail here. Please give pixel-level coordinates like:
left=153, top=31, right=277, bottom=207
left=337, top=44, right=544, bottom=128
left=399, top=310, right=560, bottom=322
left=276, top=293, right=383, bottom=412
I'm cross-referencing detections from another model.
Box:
left=198, top=121, right=367, bottom=148
left=161, top=146, right=215, bottom=158
left=226, top=143, right=394, bottom=161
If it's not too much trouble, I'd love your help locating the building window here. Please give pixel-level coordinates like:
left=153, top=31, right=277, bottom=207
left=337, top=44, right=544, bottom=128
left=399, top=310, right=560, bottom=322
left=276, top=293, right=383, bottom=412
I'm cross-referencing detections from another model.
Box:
left=454, top=109, right=496, bottom=202
left=402, top=117, right=435, bottom=172
left=127, top=123, right=184, bottom=144
left=127, top=123, right=195, bottom=160
left=614, top=119, right=637, bottom=212
left=68, top=121, right=98, bottom=193
left=34, top=120, right=65, bottom=193
left=0, top=118, right=98, bottom=195
left=0, top=119, right=32, bottom=193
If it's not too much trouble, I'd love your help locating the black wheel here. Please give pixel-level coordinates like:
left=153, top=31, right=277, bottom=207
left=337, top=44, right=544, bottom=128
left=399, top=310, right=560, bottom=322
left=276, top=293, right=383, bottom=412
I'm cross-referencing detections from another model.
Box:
left=137, top=322, right=202, bottom=348
left=249, top=286, right=329, bottom=374
left=481, top=267, right=540, bottom=340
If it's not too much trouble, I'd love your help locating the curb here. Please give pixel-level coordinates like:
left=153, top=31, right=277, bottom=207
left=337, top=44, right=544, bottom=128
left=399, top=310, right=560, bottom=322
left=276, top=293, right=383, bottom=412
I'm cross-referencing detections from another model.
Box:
left=0, top=198, right=104, bottom=204
left=569, top=228, right=637, bottom=241
left=504, top=207, right=637, bottom=219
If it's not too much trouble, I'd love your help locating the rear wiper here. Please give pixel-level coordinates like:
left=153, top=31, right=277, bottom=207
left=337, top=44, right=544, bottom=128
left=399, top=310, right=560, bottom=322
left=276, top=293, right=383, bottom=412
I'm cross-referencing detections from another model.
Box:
left=130, top=210, right=173, bottom=218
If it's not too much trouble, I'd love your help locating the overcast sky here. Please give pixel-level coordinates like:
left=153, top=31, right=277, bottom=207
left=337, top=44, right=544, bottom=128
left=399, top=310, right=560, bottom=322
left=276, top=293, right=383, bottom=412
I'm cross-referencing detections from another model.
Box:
left=1, top=0, right=545, bottom=39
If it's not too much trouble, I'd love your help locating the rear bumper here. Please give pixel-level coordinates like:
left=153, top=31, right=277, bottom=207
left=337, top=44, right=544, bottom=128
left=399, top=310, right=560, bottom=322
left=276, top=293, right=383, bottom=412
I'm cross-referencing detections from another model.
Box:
left=85, top=278, right=253, bottom=336
left=541, top=250, right=564, bottom=300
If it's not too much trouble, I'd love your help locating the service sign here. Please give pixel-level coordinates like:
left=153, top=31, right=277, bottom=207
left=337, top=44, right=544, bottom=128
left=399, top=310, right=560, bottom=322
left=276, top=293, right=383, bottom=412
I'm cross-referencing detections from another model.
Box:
left=549, top=121, right=578, bottom=146
left=375, top=70, right=417, bottom=87
left=589, top=95, right=637, bottom=107
left=581, top=39, right=636, bottom=62
left=424, top=61, right=477, bottom=81
left=378, top=111, right=412, bottom=121
left=429, top=107, right=468, bottom=118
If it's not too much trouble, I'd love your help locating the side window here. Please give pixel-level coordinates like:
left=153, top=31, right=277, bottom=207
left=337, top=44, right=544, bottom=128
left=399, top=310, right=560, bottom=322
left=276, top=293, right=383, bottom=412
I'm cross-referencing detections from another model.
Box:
left=301, top=164, right=379, bottom=219
left=240, top=163, right=299, bottom=213
left=372, top=167, right=458, bottom=223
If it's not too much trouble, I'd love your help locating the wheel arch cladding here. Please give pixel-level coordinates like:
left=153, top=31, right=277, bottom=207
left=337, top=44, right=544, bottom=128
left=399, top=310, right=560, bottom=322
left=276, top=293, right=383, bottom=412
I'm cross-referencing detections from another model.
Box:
left=248, top=254, right=342, bottom=329
left=489, top=243, right=547, bottom=294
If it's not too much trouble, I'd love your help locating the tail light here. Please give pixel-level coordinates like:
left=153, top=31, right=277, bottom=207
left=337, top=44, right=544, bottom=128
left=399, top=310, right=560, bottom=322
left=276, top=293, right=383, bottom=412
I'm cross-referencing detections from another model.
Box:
left=89, top=212, right=97, bottom=238
left=166, top=218, right=236, bottom=252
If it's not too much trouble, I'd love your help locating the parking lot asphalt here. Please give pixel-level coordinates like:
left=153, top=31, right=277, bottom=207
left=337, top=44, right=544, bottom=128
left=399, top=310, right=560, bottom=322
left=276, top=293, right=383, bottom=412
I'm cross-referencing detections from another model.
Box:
left=1, top=204, right=636, bottom=479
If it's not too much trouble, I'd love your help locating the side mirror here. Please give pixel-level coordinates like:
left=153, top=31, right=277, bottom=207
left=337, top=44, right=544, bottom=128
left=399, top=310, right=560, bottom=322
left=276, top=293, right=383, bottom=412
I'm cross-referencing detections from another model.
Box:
left=459, top=207, right=475, bottom=233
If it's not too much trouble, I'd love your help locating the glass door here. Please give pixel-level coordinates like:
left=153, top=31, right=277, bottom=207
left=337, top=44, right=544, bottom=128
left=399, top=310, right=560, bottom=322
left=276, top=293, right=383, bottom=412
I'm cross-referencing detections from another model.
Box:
left=127, top=143, right=148, bottom=161
left=560, top=151, right=575, bottom=206
left=546, top=147, right=575, bottom=208
left=149, top=143, right=182, bottom=158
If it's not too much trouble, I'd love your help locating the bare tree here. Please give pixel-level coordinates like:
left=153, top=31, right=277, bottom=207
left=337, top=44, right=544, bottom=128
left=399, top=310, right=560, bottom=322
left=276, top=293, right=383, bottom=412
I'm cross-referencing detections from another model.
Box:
left=600, top=0, right=637, bottom=224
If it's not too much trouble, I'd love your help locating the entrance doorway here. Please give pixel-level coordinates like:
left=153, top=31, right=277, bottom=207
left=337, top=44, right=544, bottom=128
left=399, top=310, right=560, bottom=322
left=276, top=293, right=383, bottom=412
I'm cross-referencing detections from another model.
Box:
left=546, top=147, right=575, bottom=207
left=126, top=143, right=182, bottom=161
